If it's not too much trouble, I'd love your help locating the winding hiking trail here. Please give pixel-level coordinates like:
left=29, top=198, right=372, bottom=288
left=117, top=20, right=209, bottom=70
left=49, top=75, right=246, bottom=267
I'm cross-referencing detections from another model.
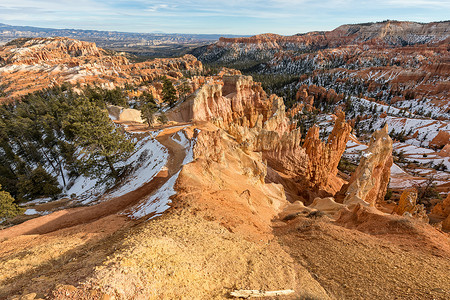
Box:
left=0, top=125, right=188, bottom=240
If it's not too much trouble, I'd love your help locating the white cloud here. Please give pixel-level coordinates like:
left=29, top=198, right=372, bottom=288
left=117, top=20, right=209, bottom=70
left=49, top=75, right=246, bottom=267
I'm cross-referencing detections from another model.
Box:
left=0, top=0, right=447, bottom=34
left=386, top=0, right=450, bottom=7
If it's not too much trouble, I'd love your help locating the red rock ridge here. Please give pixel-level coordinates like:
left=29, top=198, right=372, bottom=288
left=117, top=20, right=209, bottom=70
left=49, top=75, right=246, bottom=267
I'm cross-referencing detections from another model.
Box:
left=218, top=21, right=450, bottom=49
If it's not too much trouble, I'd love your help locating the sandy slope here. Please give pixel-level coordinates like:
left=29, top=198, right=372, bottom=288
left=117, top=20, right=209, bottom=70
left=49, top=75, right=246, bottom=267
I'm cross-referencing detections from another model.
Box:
left=275, top=214, right=450, bottom=300
left=0, top=127, right=188, bottom=298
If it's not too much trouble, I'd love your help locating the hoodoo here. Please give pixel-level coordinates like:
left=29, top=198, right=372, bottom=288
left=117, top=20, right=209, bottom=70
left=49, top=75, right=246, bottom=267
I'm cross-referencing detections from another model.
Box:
left=344, top=124, right=393, bottom=207
left=303, top=111, right=352, bottom=193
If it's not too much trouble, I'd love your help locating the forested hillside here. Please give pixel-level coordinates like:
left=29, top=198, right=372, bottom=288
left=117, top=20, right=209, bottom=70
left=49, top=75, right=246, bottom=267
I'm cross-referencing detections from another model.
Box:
left=0, top=85, right=136, bottom=206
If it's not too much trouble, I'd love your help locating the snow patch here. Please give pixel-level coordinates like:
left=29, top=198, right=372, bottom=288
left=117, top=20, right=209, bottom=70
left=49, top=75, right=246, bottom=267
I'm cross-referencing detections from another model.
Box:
left=127, top=129, right=198, bottom=219
left=390, top=163, right=408, bottom=176
left=23, top=208, right=49, bottom=216
left=24, top=208, right=39, bottom=215
left=129, top=170, right=180, bottom=220
left=19, top=197, right=52, bottom=207
left=105, top=135, right=169, bottom=199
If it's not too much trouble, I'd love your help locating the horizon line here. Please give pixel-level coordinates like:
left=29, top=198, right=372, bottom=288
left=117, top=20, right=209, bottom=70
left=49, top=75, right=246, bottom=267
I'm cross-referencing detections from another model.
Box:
left=1, top=19, right=449, bottom=38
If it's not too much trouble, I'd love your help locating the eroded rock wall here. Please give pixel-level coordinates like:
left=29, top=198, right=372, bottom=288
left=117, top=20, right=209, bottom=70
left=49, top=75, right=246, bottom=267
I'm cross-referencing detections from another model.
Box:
left=174, top=75, right=308, bottom=177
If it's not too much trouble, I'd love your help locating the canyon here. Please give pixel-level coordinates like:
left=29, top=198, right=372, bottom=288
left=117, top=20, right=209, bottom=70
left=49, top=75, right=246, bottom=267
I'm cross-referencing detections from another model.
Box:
left=0, top=20, right=449, bottom=300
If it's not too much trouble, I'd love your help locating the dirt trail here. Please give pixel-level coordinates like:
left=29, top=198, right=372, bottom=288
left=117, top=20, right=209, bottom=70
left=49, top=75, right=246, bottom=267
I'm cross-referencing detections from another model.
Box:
left=0, top=126, right=188, bottom=239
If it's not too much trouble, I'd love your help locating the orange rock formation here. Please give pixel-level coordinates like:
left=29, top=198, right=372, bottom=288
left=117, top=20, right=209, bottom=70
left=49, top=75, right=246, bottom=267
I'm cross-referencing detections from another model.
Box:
left=0, top=37, right=203, bottom=101
left=429, top=130, right=450, bottom=149
left=169, top=75, right=309, bottom=177
left=344, top=124, right=393, bottom=207
left=394, top=189, right=428, bottom=222
left=303, top=111, right=352, bottom=193
left=432, top=193, right=450, bottom=231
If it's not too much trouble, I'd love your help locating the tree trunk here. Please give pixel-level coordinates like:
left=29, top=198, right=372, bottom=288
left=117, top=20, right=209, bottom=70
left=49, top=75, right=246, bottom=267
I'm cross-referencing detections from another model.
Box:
left=57, top=159, right=67, bottom=187
left=105, top=156, right=118, bottom=179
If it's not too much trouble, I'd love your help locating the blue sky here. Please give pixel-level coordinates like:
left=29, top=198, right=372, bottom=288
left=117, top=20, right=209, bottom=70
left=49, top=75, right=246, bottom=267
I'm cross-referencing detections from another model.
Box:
left=0, top=0, right=448, bottom=35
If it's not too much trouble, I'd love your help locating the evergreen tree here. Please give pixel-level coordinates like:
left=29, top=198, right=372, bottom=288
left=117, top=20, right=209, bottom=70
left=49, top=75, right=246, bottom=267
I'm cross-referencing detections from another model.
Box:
left=177, top=80, right=191, bottom=102
left=158, top=112, right=168, bottom=124
left=17, top=166, right=61, bottom=200
left=162, top=77, right=177, bottom=107
left=139, top=91, right=158, bottom=127
left=0, top=184, right=23, bottom=219
left=139, top=91, right=156, bottom=106
left=103, top=87, right=127, bottom=107
left=63, top=98, right=135, bottom=179
left=0, top=84, right=139, bottom=198
left=141, top=102, right=158, bottom=127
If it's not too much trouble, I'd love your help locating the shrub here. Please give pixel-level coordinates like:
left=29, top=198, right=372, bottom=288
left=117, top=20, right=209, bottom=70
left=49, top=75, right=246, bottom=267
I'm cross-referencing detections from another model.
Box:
left=0, top=184, right=24, bottom=219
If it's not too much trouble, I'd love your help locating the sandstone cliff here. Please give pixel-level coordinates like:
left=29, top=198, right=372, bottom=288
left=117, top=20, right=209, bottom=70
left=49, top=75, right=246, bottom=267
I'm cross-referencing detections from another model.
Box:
left=169, top=75, right=309, bottom=177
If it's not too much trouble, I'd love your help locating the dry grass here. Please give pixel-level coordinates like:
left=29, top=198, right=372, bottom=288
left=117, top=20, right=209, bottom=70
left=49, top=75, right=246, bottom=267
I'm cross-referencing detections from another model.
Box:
left=0, top=215, right=128, bottom=298
left=84, top=210, right=329, bottom=299
left=275, top=216, right=450, bottom=300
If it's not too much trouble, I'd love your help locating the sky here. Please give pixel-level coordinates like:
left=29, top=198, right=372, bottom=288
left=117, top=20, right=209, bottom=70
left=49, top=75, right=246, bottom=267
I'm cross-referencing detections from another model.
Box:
left=0, top=0, right=449, bottom=35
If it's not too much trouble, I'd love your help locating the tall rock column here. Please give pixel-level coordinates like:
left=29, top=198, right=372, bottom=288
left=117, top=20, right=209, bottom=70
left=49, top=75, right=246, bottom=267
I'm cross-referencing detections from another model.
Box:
left=303, top=111, right=352, bottom=192
left=344, top=124, right=393, bottom=207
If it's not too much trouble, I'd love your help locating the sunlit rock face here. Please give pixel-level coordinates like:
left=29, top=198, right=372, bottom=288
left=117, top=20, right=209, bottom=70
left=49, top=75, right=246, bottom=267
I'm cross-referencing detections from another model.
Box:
left=344, top=125, right=393, bottom=207
left=0, top=37, right=203, bottom=101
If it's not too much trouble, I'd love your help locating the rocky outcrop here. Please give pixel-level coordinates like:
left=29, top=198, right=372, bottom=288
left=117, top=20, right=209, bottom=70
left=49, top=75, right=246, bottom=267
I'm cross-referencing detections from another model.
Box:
left=394, top=189, right=428, bottom=222
left=0, top=37, right=203, bottom=100
left=192, top=129, right=268, bottom=184
left=394, top=189, right=418, bottom=215
left=176, top=127, right=289, bottom=240
left=0, top=37, right=104, bottom=65
left=344, top=124, right=393, bottom=207
left=308, top=197, right=345, bottom=218
left=173, top=76, right=353, bottom=195
left=190, top=75, right=275, bottom=128
left=443, top=215, right=450, bottom=232
left=429, top=130, right=450, bottom=149
left=296, top=84, right=343, bottom=108
left=439, top=144, right=450, bottom=157
left=107, top=105, right=144, bottom=123
left=303, top=111, right=352, bottom=193
left=432, top=194, right=450, bottom=223
left=171, top=75, right=309, bottom=176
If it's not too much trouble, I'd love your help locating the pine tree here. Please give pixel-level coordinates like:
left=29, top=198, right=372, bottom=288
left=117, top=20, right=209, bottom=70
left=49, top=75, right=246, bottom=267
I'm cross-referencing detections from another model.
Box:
left=17, top=166, right=61, bottom=200
left=139, top=91, right=156, bottom=106
left=139, top=92, right=158, bottom=127
left=0, top=184, right=23, bottom=219
left=162, top=77, right=177, bottom=107
left=64, top=98, right=135, bottom=179
left=177, top=79, right=191, bottom=102
left=141, top=102, right=157, bottom=127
